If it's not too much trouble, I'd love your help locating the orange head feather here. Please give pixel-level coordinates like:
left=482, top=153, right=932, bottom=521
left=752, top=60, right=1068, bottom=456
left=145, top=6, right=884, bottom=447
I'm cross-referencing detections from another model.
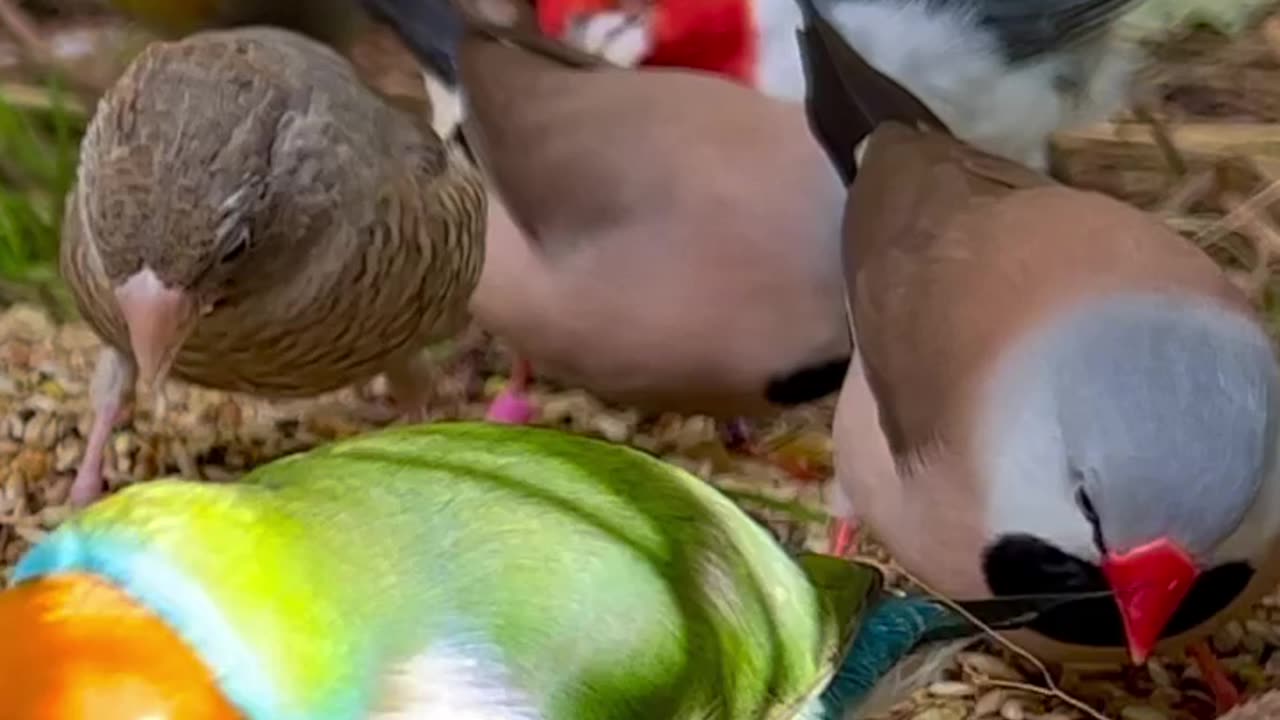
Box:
left=0, top=573, right=241, bottom=720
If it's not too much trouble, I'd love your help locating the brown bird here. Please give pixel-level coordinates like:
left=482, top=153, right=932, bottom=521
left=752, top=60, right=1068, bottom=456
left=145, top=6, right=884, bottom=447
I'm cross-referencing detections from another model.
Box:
left=367, top=1, right=851, bottom=441
left=61, top=26, right=485, bottom=506
left=795, top=0, right=1280, bottom=713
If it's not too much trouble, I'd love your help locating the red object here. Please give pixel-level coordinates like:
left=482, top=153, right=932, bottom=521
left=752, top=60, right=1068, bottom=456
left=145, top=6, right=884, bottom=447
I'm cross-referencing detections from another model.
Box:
left=1100, top=538, right=1200, bottom=664
left=1188, top=639, right=1241, bottom=715
left=829, top=518, right=859, bottom=558
left=486, top=357, right=536, bottom=424
left=535, top=0, right=760, bottom=87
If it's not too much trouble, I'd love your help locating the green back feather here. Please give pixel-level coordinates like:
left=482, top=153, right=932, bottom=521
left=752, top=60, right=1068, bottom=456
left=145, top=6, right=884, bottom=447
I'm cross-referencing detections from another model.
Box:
left=14, top=423, right=874, bottom=719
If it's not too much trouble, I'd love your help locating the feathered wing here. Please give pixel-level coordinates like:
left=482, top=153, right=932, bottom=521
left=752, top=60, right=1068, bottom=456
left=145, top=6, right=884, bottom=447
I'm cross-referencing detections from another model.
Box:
left=969, top=0, right=1143, bottom=61
left=792, top=0, right=946, bottom=183
left=14, top=423, right=840, bottom=719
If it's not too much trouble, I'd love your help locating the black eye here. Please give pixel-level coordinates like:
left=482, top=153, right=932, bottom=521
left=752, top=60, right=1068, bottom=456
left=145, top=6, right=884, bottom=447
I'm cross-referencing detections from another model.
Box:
left=220, top=230, right=249, bottom=264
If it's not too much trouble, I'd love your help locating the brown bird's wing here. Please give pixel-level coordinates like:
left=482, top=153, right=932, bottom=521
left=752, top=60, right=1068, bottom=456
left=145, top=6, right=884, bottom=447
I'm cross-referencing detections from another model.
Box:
left=59, top=182, right=130, bottom=353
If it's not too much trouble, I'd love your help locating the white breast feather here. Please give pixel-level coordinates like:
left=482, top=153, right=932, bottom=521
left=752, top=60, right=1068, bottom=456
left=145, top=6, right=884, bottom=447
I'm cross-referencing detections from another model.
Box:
left=370, top=641, right=545, bottom=720
left=820, top=1, right=1135, bottom=170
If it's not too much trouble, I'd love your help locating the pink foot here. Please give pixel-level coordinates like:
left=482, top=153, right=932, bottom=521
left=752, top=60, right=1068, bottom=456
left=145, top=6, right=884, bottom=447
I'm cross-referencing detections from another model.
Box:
left=1189, top=639, right=1240, bottom=715
left=486, top=390, right=536, bottom=424
left=485, top=356, right=535, bottom=425
left=829, top=518, right=860, bottom=558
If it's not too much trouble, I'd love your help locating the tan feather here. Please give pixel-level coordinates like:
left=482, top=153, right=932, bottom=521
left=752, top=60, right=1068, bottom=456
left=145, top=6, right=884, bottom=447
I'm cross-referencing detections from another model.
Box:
left=61, top=26, right=485, bottom=504
left=457, top=14, right=851, bottom=419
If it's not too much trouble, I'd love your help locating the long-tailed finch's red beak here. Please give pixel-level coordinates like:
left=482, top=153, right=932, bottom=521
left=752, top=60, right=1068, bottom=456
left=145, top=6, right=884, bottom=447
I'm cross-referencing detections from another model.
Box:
left=1101, top=538, right=1200, bottom=664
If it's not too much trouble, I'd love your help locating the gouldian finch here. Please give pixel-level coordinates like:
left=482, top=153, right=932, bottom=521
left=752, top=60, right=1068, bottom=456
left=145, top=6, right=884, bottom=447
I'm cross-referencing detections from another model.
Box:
left=60, top=27, right=485, bottom=507
left=794, top=0, right=1280, bottom=713
left=1, top=422, right=1076, bottom=719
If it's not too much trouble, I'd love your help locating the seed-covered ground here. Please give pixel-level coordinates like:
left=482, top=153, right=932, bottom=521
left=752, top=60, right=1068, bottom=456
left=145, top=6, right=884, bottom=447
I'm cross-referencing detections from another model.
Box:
left=4, top=3, right=1280, bottom=719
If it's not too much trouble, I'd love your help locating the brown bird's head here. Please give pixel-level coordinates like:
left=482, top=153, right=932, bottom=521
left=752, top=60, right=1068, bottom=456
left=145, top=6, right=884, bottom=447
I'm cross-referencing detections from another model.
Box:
left=73, top=27, right=401, bottom=389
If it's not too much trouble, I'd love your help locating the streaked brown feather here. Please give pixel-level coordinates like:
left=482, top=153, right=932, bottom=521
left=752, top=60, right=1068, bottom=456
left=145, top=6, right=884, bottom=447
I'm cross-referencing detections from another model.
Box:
left=62, top=26, right=485, bottom=397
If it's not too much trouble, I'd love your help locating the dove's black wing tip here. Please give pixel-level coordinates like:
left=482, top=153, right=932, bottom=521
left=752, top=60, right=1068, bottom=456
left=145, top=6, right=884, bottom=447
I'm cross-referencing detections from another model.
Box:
left=793, top=0, right=951, bottom=184
left=794, top=1, right=863, bottom=185
left=360, top=0, right=464, bottom=87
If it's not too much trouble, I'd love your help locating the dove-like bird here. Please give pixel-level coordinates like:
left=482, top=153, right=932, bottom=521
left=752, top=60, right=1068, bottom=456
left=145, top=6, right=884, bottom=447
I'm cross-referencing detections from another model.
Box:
left=794, top=0, right=1280, bottom=712
left=0, top=422, right=1081, bottom=719
left=60, top=27, right=485, bottom=506
left=360, top=0, right=851, bottom=439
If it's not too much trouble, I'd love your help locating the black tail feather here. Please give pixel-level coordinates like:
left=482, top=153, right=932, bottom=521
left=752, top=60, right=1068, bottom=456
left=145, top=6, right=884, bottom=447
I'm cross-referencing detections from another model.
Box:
left=793, top=0, right=948, bottom=184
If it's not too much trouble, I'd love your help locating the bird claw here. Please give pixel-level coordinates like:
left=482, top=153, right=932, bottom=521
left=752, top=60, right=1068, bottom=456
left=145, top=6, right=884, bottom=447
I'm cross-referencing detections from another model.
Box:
left=68, top=465, right=105, bottom=509
left=829, top=518, right=860, bottom=558
left=485, top=390, right=536, bottom=425
left=1189, top=639, right=1241, bottom=715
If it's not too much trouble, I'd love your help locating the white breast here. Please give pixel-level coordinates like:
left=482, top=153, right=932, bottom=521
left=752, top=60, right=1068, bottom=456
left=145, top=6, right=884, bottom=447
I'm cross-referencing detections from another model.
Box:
left=371, top=641, right=544, bottom=720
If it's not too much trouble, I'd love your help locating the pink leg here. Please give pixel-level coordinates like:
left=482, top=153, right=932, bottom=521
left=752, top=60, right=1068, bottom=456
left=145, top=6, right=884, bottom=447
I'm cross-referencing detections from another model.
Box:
left=485, top=356, right=535, bottom=424
left=1189, top=639, right=1240, bottom=715
left=829, top=517, right=860, bottom=558
left=70, top=348, right=136, bottom=507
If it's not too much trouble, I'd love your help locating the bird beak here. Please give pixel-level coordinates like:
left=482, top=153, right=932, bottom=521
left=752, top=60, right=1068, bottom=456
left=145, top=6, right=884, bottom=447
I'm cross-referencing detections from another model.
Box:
left=0, top=573, right=239, bottom=719
left=1100, top=538, right=1200, bottom=665
left=114, top=268, right=198, bottom=390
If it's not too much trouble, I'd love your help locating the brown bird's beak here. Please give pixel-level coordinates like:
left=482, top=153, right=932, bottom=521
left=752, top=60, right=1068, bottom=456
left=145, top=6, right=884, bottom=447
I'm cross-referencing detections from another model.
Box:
left=1101, top=538, right=1200, bottom=665
left=114, top=268, right=198, bottom=390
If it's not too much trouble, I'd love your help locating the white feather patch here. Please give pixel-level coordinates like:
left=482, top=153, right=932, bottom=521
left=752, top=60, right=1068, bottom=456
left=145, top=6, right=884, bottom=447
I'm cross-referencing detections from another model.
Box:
left=370, top=642, right=545, bottom=720
left=847, top=640, right=968, bottom=719
left=821, top=1, right=1136, bottom=170
left=421, top=70, right=464, bottom=142
left=561, top=11, right=654, bottom=68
